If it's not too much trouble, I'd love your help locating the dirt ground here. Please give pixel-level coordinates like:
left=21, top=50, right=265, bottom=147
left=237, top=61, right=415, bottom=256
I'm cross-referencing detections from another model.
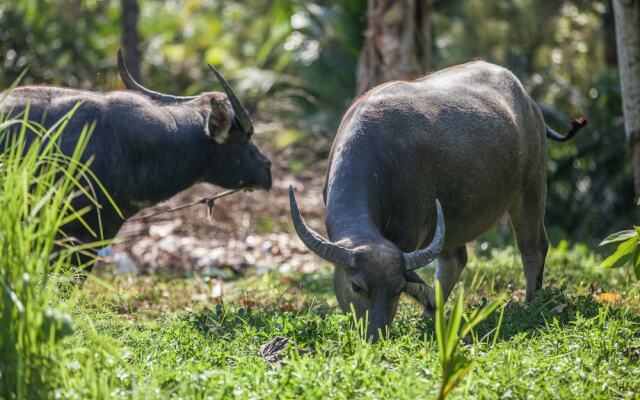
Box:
left=103, top=132, right=331, bottom=277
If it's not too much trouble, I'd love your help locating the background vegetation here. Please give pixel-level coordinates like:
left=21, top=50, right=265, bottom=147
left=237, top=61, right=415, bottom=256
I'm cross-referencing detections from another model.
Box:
left=0, top=106, right=113, bottom=397
left=0, top=0, right=635, bottom=244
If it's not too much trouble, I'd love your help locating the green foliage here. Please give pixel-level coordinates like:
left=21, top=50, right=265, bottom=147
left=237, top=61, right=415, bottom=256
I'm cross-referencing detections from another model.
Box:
left=434, top=283, right=503, bottom=400
left=135, top=0, right=366, bottom=133
left=54, top=242, right=640, bottom=399
left=0, top=0, right=120, bottom=89
left=600, top=226, right=640, bottom=280
left=0, top=105, right=112, bottom=398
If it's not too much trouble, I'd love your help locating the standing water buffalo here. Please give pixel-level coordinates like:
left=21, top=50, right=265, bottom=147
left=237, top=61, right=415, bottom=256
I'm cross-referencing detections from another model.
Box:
left=290, top=61, right=585, bottom=341
left=0, top=50, right=272, bottom=272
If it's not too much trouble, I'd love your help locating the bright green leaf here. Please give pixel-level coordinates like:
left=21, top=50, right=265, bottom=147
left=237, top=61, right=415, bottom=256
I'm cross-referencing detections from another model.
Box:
left=634, top=246, right=640, bottom=281
left=600, top=236, right=638, bottom=269
left=599, top=230, right=638, bottom=246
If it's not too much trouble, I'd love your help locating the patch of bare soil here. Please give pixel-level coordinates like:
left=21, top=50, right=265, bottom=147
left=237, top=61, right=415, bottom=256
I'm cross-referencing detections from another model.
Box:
left=103, top=133, right=331, bottom=276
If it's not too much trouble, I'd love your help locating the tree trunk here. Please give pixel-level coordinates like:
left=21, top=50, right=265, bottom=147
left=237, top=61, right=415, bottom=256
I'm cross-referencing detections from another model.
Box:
left=604, top=0, right=618, bottom=66
left=613, top=0, right=640, bottom=196
left=121, top=0, right=141, bottom=81
left=356, top=0, right=431, bottom=95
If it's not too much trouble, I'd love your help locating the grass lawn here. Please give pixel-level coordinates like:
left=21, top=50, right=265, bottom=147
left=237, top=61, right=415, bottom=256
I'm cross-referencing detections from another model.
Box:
left=60, top=242, right=639, bottom=399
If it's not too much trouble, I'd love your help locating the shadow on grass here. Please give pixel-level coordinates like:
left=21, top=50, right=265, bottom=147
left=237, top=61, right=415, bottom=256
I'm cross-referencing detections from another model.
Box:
left=187, top=282, right=634, bottom=347
left=186, top=301, right=338, bottom=345
left=384, top=286, right=636, bottom=343
left=472, top=287, right=633, bottom=341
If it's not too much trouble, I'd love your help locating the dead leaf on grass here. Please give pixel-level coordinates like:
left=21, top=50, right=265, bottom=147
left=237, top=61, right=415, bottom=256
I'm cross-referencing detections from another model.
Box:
left=258, top=336, right=315, bottom=364
left=551, top=303, right=569, bottom=314
left=623, top=345, right=640, bottom=360
left=259, top=336, right=290, bottom=364
left=240, top=298, right=261, bottom=308
left=594, top=292, right=622, bottom=304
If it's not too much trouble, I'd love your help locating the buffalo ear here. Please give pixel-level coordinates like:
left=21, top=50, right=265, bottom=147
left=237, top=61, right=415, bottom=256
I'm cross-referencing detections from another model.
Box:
left=206, top=99, right=232, bottom=144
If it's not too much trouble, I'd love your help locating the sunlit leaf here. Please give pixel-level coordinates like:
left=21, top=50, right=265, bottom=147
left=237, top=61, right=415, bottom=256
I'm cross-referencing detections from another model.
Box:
left=633, top=245, right=640, bottom=281
left=600, top=236, right=638, bottom=269
left=599, top=230, right=638, bottom=246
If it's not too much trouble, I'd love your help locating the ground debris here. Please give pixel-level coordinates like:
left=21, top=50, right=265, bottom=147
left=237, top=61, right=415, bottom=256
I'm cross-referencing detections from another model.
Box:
left=623, top=345, right=640, bottom=360
left=550, top=303, right=569, bottom=314
left=101, top=150, right=328, bottom=276
left=258, top=336, right=315, bottom=364
left=594, top=292, right=622, bottom=304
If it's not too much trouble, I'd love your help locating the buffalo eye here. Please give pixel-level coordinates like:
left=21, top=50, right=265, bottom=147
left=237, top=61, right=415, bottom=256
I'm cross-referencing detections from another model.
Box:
left=351, top=282, right=365, bottom=295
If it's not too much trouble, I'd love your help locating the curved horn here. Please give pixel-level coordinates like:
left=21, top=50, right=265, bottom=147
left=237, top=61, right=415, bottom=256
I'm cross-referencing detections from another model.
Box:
left=117, top=49, right=195, bottom=103
left=207, top=64, right=253, bottom=134
left=403, top=199, right=445, bottom=270
left=289, top=186, right=357, bottom=267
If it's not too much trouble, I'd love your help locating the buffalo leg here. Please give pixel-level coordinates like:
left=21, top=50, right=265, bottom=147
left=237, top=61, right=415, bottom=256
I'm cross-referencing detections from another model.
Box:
left=508, top=185, right=549, bottom=302
left=435, top=245, right=468, bottom=304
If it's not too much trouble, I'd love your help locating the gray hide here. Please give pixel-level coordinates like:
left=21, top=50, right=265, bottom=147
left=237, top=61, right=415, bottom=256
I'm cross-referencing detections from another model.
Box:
left=290, top=61, right=586, bottom=341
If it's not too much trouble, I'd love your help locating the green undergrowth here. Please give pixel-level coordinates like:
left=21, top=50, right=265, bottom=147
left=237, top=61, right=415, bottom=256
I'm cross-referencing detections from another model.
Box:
left=59, top=243, right=640, bottom=399
left=0, top=104, right=119, bottom=399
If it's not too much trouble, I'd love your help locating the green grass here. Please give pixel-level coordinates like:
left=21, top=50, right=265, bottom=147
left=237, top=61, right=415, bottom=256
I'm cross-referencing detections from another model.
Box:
left=0, top=104, right=121, bottom=398
left=0, top=104, right=89, bottom=398
left=58, top=243, right=640, bottom=399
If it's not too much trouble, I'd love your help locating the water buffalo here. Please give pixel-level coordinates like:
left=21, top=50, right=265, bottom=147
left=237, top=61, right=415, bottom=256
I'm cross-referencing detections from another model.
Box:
left=290, top=60, right=585, bottom=341
left=0, top=50, right=272, bottom=272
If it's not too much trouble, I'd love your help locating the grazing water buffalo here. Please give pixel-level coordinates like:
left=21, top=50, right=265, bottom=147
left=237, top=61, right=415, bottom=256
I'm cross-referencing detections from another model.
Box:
left=0, top=50, right=272, bottom=272
left=290, top=61, right=585, bottom=341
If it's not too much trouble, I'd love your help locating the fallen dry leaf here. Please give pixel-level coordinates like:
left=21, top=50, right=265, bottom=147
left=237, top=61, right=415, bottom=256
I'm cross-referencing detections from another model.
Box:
left=551, top=303, right=569, bottom=314
left=258, top=336, right=315, bottom=364
left=210, top=280, right=223, bottom=299
left=594, top=292, right=622, bottom=304
left=258, top=336, right=290, bottom=364
left=240, top=298, right=261, bottom=308
left=624, top=345, right=640, bottom=360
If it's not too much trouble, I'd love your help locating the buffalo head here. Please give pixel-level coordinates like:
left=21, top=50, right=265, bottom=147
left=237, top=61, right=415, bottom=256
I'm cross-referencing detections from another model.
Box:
left=289, top=186, right=445, bottom=341
left=117, top=50, right=272, bottom=191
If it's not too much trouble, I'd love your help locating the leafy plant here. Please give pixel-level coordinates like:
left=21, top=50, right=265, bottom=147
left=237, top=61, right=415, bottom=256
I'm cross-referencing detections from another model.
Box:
left=434, top=283, right=503, bottom=400
left=599, top=225, right=640, bottom=279
left=0, top=105, right=109, bottom=398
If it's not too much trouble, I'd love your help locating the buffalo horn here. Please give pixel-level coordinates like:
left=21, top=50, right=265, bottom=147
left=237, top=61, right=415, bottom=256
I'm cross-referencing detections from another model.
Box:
left=117, top=49, right=196, bottom=103
left=403, top=199, right=445, bottom=270
left=289, top=186, right=357, bottom=267
left=207, top=65, right=253, bottom=135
